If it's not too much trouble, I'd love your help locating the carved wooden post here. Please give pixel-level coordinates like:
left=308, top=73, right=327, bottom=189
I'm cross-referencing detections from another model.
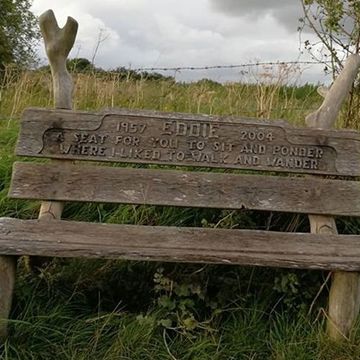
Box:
left=37, top=10, right=78, bottom=221
left=305, top=54, right=360, bottom=340
left=0, top=9, right=78, bottom=341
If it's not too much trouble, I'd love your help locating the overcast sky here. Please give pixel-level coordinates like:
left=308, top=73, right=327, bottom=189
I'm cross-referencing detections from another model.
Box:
left=31, top=0, right=328, bottom=84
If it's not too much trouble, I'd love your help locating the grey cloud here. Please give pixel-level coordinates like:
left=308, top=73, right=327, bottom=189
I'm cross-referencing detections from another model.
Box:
left=209, top=0, right=303, bottom=33
left=32, top=0, right=327, bottom=83
left=210, top=0, right=293, bottom=14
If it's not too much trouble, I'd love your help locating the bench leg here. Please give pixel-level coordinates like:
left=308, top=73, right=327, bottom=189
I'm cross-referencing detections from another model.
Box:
left=0, top=256, right=16, bottom=341
left=327, top=272, right=360, bottom=340
left=309, top=215, right=360, bottom=340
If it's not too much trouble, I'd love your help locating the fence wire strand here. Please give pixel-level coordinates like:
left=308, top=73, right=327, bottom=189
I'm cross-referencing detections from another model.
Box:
left=0, top=60, right=327, bottom=74
left=130, top=61, right=327, bottom=72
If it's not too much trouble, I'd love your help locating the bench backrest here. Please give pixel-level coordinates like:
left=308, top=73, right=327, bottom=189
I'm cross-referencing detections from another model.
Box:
left=9, top=107, right=360, bottom=219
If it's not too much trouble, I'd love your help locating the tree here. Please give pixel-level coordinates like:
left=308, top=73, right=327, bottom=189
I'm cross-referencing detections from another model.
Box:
left=300, top=1, right=360, bottom=76
left=0, top=0, right=40, bottom=69
left=67, top=58, right=95, bottom=73
left=299, top=0, right=360, bottom=127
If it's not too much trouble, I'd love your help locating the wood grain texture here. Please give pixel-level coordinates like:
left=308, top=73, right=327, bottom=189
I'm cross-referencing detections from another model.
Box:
left=305, top=54, right=360, bottom=340
left=306, top=54, right=360, bottom=129
left=1, top=217, right=360, bottom=271
left=33, top=10, right=79, bottom=271
left=328, top=272, right=360, bottom=340
left=16, top=108, right=360, bottom=176
left=0, top=256, right=16, bottom=342
left=9, top=162, right=360, bottom=217
left=37, top=10, right=78, bottom=221
left=39, top=10, right=78, bottom=109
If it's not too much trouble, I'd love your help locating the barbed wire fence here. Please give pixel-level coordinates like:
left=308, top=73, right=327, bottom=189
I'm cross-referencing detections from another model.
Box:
left=130, top=60, right=327, bottom=72
left=0, top=60, right=330, bottom=72
left=114, top=60, right=332, bottom=84
left=1, top=59, right=332, bottom=85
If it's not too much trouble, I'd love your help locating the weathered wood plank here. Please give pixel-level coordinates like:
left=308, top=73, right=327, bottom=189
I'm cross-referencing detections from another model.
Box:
left=37, top=11, right=78, bottom=222
left=306, top=54, right=360, bottom=130
left=9, top=162, right=360, bottom=217
left=0, top=256, right=16, bottom=341
left=0, top=218, right=360, bottom=271
left=39, top=10, right=78, bottom=110
left=16, top=108, right=360, bottom=176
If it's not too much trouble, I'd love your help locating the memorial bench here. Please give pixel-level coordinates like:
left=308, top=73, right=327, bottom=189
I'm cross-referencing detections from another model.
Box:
left=1, top=9, right=360, bottom=342
left=3, top=106, right=360, bottom=271
left=1, top=105, right=360, bottom=334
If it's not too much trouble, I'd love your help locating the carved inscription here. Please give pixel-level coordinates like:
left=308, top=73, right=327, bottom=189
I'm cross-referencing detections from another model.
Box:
left=40, top=113, right=337, bottom=174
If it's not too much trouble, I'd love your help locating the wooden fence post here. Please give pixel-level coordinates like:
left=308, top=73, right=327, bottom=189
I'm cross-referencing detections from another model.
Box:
left=305, top=54, right=360, bottom=340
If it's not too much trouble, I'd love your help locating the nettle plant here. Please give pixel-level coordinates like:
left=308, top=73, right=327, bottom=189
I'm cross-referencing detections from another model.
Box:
left=153, top=267, right=214, bottom=334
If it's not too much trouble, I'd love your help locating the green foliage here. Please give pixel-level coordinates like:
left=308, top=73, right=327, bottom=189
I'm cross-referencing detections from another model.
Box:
left=39, top=57, right=176, bottom=80
left=67, top=58, right=94, bottom=73
left=0, top=0, right=40, bottom=69
left=0, top=260, right=360, bottom=359
left=154, top=267, right=214, bottom=334
left=112, top=66, right=174, bottom=81
left=301, top=0, right=360, bottom=67
left=300, top=0, right=360, bottom=127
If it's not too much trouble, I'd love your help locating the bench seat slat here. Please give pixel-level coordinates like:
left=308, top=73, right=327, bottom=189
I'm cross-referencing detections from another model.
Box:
left=1, top=217, right=360, bottom=271
left=9, top=162, right=360, bottom=217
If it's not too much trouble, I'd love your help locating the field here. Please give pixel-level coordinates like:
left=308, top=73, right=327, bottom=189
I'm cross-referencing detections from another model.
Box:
left=1, top=67, right=360, bottom=359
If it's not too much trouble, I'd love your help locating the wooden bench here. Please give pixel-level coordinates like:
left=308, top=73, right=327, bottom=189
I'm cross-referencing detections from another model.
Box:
left=4, top=107, right=360, bottom=262
left=1, top=9, right=360, bottom=342
left=3, top=107, right=360, bottom=265
left=0, top=104, right=360, bottom=333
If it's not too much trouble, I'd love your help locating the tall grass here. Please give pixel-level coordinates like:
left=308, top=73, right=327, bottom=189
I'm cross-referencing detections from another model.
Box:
left=1, top=66, right=360, bottom=359
left=0, top=66, right=325, bottom=125
left=2, top=65, right=358, bottom=128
